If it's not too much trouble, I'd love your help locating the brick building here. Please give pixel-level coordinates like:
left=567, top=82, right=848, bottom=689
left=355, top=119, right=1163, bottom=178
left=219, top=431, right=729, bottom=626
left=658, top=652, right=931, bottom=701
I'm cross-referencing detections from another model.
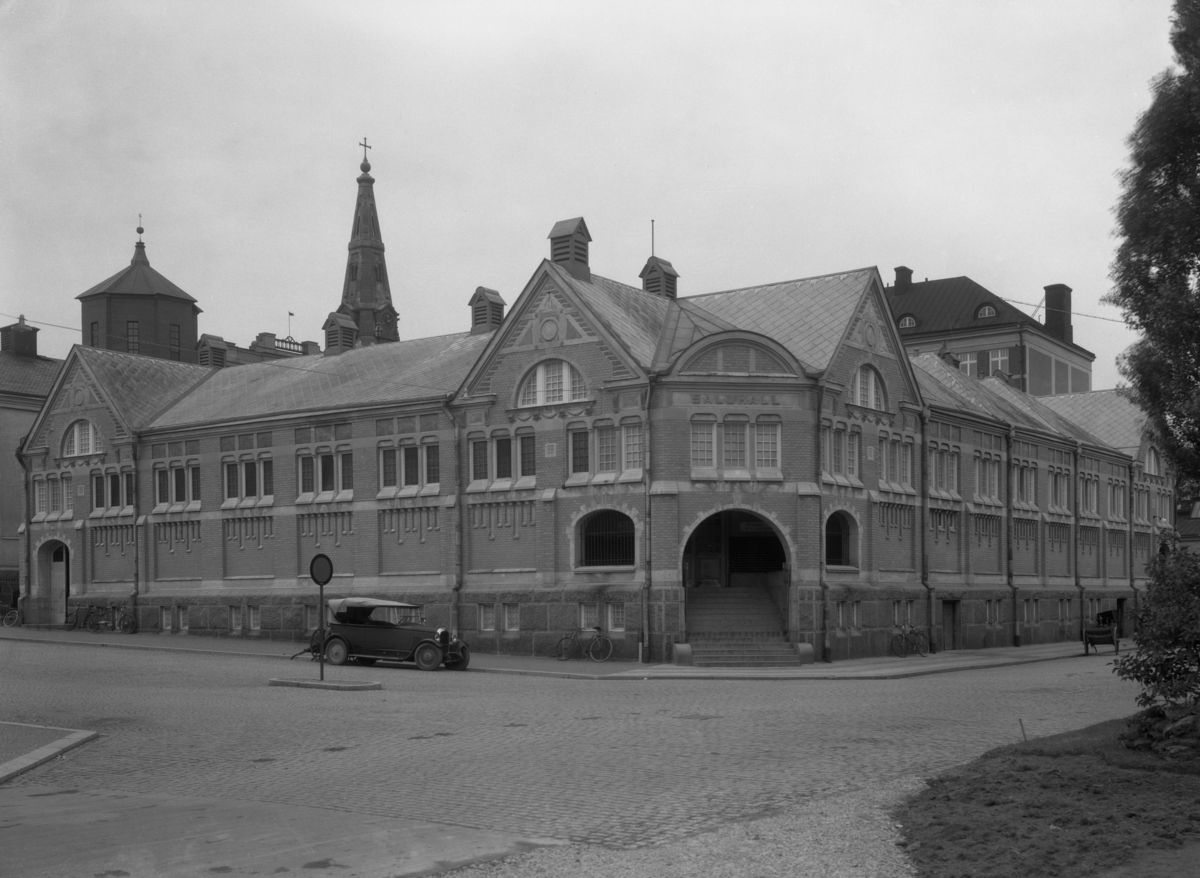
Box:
left=14, top=160, right=1171, bottom=662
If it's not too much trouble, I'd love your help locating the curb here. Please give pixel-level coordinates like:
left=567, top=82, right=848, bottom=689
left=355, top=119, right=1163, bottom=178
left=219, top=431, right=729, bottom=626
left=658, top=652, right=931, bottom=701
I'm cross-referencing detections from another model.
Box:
left=0, top=723, right=99, bottom=784
left=268, top=678, right=383, bottom=690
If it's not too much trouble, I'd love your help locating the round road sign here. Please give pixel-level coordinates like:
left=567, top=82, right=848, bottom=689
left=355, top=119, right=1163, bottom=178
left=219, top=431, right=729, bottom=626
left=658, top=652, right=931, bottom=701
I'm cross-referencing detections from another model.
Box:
left=309, top=553, right=333, bottom=586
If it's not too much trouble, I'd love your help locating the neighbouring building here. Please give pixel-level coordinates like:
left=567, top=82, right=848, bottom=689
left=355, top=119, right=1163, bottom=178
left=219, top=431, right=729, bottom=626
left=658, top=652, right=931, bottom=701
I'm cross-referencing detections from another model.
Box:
left=886, top=268, right=1095, bottom=396
left=12, top=159, right=1170, bottom=662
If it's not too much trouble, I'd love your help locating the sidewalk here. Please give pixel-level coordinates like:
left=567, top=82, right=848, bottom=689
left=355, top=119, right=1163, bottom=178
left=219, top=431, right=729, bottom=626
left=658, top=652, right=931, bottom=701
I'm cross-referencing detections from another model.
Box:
left=0, top=625, right=1101, bottom=680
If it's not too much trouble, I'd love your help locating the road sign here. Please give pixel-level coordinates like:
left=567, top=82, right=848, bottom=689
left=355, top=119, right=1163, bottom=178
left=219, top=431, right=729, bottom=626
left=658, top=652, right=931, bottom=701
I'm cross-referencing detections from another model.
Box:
left=309, top=554, right=333, bottom=680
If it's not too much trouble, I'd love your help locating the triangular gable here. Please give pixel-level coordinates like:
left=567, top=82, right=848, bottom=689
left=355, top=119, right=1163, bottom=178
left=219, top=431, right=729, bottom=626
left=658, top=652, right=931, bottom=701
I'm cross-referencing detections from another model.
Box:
left=825, top=269, right=924, bottom=409
left=457, top=260, right=648, bottom=401
left=24, top=347, right=135, bottom=455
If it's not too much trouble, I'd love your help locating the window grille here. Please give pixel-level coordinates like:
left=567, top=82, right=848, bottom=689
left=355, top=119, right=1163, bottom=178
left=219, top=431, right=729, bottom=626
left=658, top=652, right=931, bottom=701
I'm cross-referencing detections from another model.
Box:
left=691, top=422, right=715, bottom=468
left=571, top=431, right=589, bottom=474
left=472, top=441, right=488, bottom=481
left=580, top=510, right=635, bottom=566
left=579, top=602, right=599, bottom=628
left=597, top=427, right=618, bottom=472
left=723, top=423, right=747, bottom=468
left=503, top=603, right=520, bottom=631
left=479, top=604, right=496, bottom=631
left=607, top=602, right=625, bottom=631
left=519, top=435, right=536, bottom=476
left=425, top=445, right=440, bottom=483
left=230, top=606, right=242, bottom=630
left=755, top=424, right=778, bottom=469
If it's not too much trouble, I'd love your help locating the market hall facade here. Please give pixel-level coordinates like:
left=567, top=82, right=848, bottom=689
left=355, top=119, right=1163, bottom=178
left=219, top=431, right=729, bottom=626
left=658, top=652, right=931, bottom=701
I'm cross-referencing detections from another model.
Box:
left=15, top=172, right=1172, bottom=663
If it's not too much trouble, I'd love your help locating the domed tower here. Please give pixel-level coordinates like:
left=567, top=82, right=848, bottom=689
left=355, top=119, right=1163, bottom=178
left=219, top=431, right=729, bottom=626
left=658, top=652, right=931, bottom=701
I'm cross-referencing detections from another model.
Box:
left=324, top=142, right=399, bottom=354
left=77, top=224, right=201, bottom=362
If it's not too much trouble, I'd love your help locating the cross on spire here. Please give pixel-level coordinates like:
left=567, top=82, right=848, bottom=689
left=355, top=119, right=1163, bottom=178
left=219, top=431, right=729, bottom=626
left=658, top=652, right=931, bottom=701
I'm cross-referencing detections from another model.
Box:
left=360, top=137, right=371, bottom=162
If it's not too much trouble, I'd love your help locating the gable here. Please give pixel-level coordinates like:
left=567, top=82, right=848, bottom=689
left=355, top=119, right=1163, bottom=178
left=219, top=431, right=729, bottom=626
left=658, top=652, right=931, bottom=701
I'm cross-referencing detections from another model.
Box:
left=844, top=293, right=896, bottom=357
left=28, top=358, right=128, bottom=460
left=467, top=275, right=639, bottom=398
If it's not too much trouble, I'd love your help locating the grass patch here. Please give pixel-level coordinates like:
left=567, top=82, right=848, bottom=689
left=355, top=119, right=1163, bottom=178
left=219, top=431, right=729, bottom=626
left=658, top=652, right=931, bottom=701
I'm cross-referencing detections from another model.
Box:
left=894, top=717, right=1200, bottom=878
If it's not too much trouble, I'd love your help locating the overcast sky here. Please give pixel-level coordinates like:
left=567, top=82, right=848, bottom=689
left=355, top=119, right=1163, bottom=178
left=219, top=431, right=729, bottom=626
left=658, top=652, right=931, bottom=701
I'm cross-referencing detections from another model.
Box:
left=0, top=0, right=1178, bottom=390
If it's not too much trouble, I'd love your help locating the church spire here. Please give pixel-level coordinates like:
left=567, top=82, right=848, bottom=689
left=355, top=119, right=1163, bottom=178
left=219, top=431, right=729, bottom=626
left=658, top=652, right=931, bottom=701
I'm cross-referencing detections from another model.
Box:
left=328, top=139, right=398, bottom=351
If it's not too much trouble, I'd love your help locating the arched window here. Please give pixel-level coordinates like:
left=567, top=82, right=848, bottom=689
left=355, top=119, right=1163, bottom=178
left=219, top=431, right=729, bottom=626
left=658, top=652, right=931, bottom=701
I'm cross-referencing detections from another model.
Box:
left=1146, top=447, right=1161, bottom=476
left=977, top=304, right=996, bottom=319
left=852, top=366, right=885, bottom=411
left=519, top=360, right=587, bottom=407
left=579, top=510, right=635, bottom=567
left=62, top=420, right=99, bottom=457
left=825, top=512, right=856, bottom=567
left=898, top=315, right=916, bottom=329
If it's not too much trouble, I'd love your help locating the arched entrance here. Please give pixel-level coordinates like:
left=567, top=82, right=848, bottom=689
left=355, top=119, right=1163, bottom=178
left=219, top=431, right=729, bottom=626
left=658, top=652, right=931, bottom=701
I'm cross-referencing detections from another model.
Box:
left=40, top=542, right=70, bottom=624
left=681, top=510, right=791, bottom=650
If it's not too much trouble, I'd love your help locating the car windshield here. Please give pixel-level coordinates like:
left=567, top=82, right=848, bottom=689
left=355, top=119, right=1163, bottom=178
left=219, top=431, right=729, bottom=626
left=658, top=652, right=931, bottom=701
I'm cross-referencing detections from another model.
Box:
left=369, top=605, right=422, bottom=625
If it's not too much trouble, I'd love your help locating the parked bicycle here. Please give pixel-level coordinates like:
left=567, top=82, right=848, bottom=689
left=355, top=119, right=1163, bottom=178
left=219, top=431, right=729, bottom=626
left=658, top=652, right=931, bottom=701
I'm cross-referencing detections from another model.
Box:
left=555, top=626, right=613, bottom=662
left=65, top=604, right=85, bottom=630
left=84, top=604, right=136, bottom=634
left=890, top=623, right=929, bottom=658
left=2, top=608, right=18, bottom=627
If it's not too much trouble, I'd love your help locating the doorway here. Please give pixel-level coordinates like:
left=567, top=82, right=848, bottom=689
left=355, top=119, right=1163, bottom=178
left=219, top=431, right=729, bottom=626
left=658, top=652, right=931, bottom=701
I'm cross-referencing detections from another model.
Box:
left=682, top=510, right=787, bottom=589
left=44, top=542, right=70, bottom=624
left=941, top=599, right=959, bottom=651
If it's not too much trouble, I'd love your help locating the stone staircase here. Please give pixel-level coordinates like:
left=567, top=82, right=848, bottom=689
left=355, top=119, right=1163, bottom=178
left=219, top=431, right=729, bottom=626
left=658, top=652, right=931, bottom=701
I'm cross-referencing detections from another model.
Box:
left=683, top=587, right=805, bottom=667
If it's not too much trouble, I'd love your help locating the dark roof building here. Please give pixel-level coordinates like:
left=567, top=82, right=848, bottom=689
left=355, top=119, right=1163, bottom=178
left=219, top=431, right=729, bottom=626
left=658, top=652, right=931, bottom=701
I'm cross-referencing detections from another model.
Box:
left=886, top=267, right=1094, bottom=397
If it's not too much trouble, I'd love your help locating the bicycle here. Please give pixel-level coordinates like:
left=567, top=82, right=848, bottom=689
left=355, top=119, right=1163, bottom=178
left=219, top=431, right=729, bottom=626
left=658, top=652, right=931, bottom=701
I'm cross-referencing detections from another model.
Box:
left=555, top=626, right=613, bottom=662
left=2, top=608, right=18, bottom=627
left=890, top=623, right=929, bottom=658
left=85, top=604, right=136, bottom=634
left=65, top=604, right=85, bottom=630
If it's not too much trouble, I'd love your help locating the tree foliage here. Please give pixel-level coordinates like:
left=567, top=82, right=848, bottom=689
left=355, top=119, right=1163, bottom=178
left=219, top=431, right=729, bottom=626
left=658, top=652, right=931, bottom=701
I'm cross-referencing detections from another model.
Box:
left=1107, top=0, right=1200, bottom=482
left=1114, top=548, right=1200, bottom=708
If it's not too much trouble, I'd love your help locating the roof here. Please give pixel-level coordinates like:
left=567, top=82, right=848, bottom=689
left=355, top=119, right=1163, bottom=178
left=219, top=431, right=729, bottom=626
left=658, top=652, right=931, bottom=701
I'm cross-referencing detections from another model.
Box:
left=150, top=330, right=492, bottom=429
left=887, top=275, right=1093, bottom=358
left=77, top=241, right=199, bottom=305
left=681, top=269, right=877, bottom=373
left=75, top=346, right=213, bottom=430
left=0, top=350, right=62, bottom=400
left=470, top=287, right=506, bottom=305
left=1039, top=389, right=1149, bottom=455
left=547, top=217, right=590, bottom=240
left=551, top=264, right=673, bottom=371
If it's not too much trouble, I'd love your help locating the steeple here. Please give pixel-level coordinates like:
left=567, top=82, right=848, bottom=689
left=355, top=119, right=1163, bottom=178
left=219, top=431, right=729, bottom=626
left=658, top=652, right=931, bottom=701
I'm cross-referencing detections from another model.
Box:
left=326, top=139, right=399, bottom=353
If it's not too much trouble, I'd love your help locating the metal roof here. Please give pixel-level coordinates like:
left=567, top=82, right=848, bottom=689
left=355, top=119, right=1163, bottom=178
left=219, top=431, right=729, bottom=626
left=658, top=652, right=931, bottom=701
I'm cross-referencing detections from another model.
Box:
left=76, top=242, right=199, bottom=305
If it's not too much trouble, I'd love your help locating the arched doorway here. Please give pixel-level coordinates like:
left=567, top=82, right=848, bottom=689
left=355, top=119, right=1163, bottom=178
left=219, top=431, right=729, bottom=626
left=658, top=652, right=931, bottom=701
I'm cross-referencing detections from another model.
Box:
left=682, top=510, right=789, bottom=641
left=41, top=542, right=70, bottom=624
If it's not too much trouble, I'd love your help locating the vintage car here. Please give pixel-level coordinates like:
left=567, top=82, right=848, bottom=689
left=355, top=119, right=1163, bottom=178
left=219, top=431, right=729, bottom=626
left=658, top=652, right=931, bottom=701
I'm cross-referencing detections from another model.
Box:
left=318, top=598, right=470, bottom=670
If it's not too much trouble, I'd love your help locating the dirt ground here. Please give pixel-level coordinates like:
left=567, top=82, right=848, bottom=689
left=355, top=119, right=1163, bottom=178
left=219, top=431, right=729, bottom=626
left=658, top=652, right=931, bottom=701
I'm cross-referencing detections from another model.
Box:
left=893, top=717, right=1200, bottom=878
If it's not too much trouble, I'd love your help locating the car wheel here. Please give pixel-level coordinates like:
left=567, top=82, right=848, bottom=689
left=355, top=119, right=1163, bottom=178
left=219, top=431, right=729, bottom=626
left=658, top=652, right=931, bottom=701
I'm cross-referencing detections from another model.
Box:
left=414, top=643, right=442, bottom=671
left=355, top=657, right=377, bottom=666
left=326, top=638, right=349, bottom=666
left=445, top=644, right=470, bottom=671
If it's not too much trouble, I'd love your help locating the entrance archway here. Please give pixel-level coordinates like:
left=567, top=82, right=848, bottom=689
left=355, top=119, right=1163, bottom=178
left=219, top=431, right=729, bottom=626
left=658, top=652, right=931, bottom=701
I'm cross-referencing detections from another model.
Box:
left=683, top=509, right=787, bottom=588
left=681, top=509, right=790, bottom=642
left=40, top=542, right=70, bottom=624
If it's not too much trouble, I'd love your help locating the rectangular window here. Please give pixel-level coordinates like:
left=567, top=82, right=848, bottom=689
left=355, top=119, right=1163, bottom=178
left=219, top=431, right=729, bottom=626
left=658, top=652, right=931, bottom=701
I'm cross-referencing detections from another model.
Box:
left=571, top=430, right=589, bottom=474
left=837, top=601, right=845, bottom=629
left=225, top=463, right=238, bottom=500
left=503, top=603, right=520, bottom=631
left=300, top=456, right=315, bottom=494
left=35, top=481, right=46, bottom=514
left=320, top=454, right=336, bottom=492
left=159, top=469, right=171, bottom=504
left=381, top=449, right=397, bottom=487
left=249, top=606, right=261, bottom=630
left=852, top=601, right=861, bottom=629
left=169, top=324, right=180, bottom=361
left=425, top=444, right=440, bottom=484
left=243, top=461, right=258, bottom=497
left=494, top=438, right=513, bottom=480
left=261, top=460, right=273, bottom=496
left=691, top=422, right=715, bottom=468
left=229, top=606, right=242, bottom=631
left=93, top=475, right=105, bottom=510
left=607, top=602, right=625, bottom=632
left=544, top=364, right=563, bottom=403
left=579, top=602, right=599, bottom=629
left=959, top=352, right=977, bottom=377
left=305, top=605, right=317, bottom=631
left=340, top=453, right=353, bottom=491
left=596, top=427, right=618, bottom=472
left=404, top=446, right=421, bottom=484
left=723, top=422, right=746, bottom=468
left=990, top=349, right=1009, bottom=375
left=756, top=423, right=779, bottom=470
left=174, top=467, right=187, bottom=503
left=90, top=321, right=99, bottom=347
left=179, top=606, right=189, bottom=631
left=519, top=435, right=536, bottom=477
left=190, top=467, right=200, bottom=503
left=471, top=440, right=488, bottom=481
left=49, top=479, right=61, bottom=512
left=624, top=424, right=643, bottom=470
left=479, top=604, right=496, bottom=631
left=892, top=600, right=901, bottom=627
left=161, top=607, right=172, bottom=631
left=126, top=321, right=140, bottom=355
left=821, top=427, right=831, bottom=473
left=900, top=444, right=912, bottom=486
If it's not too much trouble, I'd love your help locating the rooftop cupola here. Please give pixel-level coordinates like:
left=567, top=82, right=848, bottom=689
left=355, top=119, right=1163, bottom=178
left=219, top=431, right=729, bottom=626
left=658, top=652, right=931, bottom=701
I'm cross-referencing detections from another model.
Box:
left=639, top=255, right=679, bottom=298
left=468, top=287, right=506, bottom=335
left=0, top=314, right=39, bottom=357
left=547, top=217, right=591, bottom=281
left=1043, top=283, right=1073, bottom=344
left=893, top=266, right=913, bottom=295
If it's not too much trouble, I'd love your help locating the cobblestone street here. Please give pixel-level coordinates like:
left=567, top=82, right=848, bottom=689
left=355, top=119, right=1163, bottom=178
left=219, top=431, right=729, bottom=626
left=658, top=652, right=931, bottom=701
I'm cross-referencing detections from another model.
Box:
left=0, top=637, right=1136, bottom=876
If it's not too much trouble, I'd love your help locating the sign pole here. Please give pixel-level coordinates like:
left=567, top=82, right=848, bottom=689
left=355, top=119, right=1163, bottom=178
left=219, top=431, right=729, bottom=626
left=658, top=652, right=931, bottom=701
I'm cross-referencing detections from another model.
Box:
left=309, top=554, right=334, bottom=683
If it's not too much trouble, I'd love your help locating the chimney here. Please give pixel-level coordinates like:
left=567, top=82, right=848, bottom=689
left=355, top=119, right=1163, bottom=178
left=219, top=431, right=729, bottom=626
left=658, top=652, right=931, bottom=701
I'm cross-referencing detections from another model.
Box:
left=639, top=256, right=679, bottom=298
left=0, top=315, right=38, bottom=357
left=893, top=266, right=913, bottom=295
left=938, top=342, right=960, bottom=369
left=1043, top=284, right=1073, bottom=344
left=547, top=217, right=592, bottom=282
left=468, top=287, right=506, bottom=335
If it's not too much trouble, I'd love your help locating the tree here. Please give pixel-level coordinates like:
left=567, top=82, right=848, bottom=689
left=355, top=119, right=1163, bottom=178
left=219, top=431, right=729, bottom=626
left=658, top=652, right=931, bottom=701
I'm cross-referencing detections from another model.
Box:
left=1113, top=549, right=1200, bottom=708
left=1107, top=0, right=1200, bottom=482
